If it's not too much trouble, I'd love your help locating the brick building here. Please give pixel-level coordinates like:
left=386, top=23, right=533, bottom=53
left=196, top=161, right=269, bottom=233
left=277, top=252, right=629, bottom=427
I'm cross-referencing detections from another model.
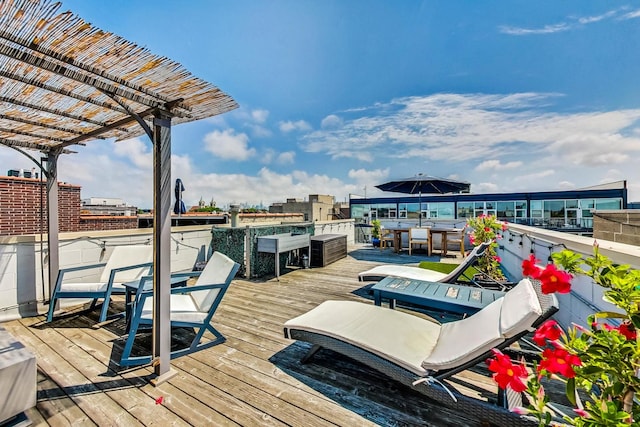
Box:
left=0, top=175, right=137, bottom=236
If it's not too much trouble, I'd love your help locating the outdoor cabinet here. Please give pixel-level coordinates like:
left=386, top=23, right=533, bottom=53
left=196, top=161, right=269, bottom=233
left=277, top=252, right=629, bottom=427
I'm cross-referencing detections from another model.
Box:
left=311, top=234, right=347, bottom=267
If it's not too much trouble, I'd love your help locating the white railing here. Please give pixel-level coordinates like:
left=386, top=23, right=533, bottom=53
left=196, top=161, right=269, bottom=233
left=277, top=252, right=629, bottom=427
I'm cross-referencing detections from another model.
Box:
left=0, top=226, right=213, bottom=322
left=497, top=223, right=640, bottom=329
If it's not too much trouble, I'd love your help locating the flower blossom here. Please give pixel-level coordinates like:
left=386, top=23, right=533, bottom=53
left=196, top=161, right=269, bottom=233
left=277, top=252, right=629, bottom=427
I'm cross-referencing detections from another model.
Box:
left=501, top=222, right=508, bottom=231
left=533, top=320, right=562, bottom=346
left=487, top=349, right=528, bottom=392
left=521, top=255, right=542, bottom=279
left=538, top=264, right=572, bottom=294
left=617, top=322, right=637, bottom=340
left=538, top=347, right=582, bottom=378
left=494, top=255, right=502, bottom=263
left=574, top=408, right=589, bottom=418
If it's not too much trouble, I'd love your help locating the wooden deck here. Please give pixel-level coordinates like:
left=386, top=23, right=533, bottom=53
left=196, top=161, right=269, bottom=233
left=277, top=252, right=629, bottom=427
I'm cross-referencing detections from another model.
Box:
left=3, top=246, right=501, bottom=427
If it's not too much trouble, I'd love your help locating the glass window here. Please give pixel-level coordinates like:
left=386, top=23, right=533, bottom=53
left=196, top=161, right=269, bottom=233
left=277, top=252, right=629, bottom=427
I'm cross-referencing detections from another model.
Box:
left=497, top=201, right=515, bottom=219
left=457, top=202, right=474, bottom=218
left=565, top=199, right=578, bottom=209
left=374, top=203, right=396, bottom=219
left=580, top=199, right=595, bottom=217
left=399, top=202, right=419, bottom=220
left=595, top=198, right=622, bottom=210
left=544, top=200, right=565, bottom=218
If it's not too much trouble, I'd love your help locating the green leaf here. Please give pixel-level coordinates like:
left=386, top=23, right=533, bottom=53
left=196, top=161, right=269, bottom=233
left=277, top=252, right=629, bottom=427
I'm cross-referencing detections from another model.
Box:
left=594, top=311, right=628, bottom=319
left=580, top=365, right=604, bottom=375
left=565, top=377, right=577, bottom=406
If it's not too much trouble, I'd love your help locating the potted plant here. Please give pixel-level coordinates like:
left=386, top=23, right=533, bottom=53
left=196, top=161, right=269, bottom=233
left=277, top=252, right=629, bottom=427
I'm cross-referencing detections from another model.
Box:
left=371, top=219, right=381, bottom=247
left=487, top=243, right=640, bottom=426
left=466, top=214, right=508, bottom=284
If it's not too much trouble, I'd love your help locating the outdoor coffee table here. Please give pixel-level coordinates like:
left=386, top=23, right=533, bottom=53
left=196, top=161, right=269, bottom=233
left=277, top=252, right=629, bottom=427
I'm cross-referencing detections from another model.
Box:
left=371, top=276, right=505, bottom=315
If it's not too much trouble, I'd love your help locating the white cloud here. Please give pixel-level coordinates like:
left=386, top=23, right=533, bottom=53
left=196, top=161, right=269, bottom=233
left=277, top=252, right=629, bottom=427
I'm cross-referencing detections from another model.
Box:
left=279, top=120, right=312, bottom=133
left=475, top=159, right=523, bottom=172
left=112, top=137, right=152, bottom=169
left=499, top=23, right=570, bottom=36
left=348, top=168, right=390, bottom=182
left=204, top=129, right=256, bottom=160
left=321, top=114, right=343, bottom=129
left=249, top=124, right=272, bottom=138
left=474, top=182, right=499, bottom=193
left=277, top=151, right=296, bottom=164
left=500, top=8, right=621, bottom=36
left=251, top=109, right=269, bottom=124
left=620, top=9, right=640, bottom=20
left=302, top=93, right=640, bottom=171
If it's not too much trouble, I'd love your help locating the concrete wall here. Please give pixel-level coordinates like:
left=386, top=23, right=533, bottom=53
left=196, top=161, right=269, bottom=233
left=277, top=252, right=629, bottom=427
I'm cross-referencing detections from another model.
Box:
left=592, top=210, right=640, bottom=246
left=0, top=226, right=213, bottom=322
left=312, top=219, right=355, bottom=245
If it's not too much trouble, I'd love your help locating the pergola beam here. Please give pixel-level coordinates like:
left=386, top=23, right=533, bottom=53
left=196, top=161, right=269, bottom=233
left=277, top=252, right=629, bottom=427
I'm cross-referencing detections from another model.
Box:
left=0, top=113, right=101, bottom=137
left=0, top=29, right=188, bottom=111
left=0, top=126, right=84, bottom=145
left=0, top=41, right=191, bottom=116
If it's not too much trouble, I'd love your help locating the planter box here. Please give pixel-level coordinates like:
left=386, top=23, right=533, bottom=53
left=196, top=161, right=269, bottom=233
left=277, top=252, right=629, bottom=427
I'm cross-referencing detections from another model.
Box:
left=311, top=234, right=347, bottom=267
left=0, top=326, right=36, bottom=425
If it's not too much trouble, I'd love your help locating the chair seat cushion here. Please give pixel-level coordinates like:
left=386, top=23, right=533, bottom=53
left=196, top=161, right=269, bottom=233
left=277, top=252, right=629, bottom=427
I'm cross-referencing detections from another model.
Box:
left=59, top=282, right=126, bottom=294
left=284, top=300, right=441, bottom=376
left=139, top=294, right=208, bottom=324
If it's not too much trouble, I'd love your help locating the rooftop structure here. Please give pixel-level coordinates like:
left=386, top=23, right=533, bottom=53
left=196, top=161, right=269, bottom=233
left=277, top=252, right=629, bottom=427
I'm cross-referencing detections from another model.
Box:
left=351, top=180, right=628, bottom=233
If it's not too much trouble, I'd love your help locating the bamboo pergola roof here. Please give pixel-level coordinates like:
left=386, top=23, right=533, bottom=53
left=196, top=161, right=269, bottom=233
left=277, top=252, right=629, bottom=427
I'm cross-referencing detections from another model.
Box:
left=0, top=0, right=238, bottom=154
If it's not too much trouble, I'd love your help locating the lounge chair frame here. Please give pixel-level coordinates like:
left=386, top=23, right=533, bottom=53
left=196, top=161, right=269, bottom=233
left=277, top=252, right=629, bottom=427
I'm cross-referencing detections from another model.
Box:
left=284, top=280, right=558, bottom=427
left=358, top=241, right=490, bottom=283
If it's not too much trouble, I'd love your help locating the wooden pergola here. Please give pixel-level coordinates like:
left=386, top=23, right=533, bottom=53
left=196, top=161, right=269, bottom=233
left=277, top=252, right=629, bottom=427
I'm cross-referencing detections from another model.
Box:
left=0, top=0, right=237, bottom=383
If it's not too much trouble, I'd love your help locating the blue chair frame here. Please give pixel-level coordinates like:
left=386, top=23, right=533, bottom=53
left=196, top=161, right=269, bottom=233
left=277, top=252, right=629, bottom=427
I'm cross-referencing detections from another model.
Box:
left=47, top=261, right=152, bottom=323
left=119, top=253, right=240, bottom=366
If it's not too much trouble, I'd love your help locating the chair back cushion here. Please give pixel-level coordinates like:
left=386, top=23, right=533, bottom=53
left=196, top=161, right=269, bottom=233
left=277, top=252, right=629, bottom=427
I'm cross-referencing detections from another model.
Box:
left=99, top=245, right=153, bottom=283
left=191, top=252, right=238, bottom=312
left=499, top=278, right=542, bottom=338
left=409, top=228, right=428, bottom=240
left=421, top=298, right=503, bottom=371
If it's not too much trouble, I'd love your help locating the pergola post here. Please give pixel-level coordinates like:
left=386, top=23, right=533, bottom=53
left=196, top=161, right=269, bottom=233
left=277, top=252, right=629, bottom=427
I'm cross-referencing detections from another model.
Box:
left=45, top=149, right=61, bottom=304
left=151, top=112, right=176, bottom=384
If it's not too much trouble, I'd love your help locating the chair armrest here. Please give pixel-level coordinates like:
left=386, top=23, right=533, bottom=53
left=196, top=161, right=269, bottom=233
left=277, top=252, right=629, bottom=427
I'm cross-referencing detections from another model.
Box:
left=170, top=283, right=227, bottom=294
left=106, top=262, right=153, bottom=288
left=53, top=262, right=108, bottom=293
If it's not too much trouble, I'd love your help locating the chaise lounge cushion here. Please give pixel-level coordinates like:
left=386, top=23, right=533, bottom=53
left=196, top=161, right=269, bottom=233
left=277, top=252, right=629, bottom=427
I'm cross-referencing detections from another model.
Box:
left=498, top=278, right=542, bottom=338
left=284, top=300, right=441, bottom=376
left=421, top=298, right=504, bottom=371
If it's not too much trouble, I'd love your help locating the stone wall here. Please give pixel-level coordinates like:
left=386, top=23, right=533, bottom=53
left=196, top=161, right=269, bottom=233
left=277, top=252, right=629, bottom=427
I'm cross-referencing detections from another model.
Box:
left=592, top=210, right=640, bottom=246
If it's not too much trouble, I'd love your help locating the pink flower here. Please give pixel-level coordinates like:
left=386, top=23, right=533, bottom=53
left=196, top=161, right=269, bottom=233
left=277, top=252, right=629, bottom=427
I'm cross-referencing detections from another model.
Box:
left=493, top=255, right=502, bottom=263
left=574, top=408, right=589, bottom=418
left=511, top=407, right=530, bottom=415
left=502, top=222, right=508, bottom=231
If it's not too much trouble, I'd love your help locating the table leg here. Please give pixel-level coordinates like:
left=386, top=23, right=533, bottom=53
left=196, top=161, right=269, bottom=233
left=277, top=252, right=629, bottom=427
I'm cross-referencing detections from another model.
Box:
left=428, top=231, right=433, bottom=256
left=442, top=231, right=448, bottom=257
left=389, top=298, right=397, bottom=309
left=374, top=291, right=382, bottom=306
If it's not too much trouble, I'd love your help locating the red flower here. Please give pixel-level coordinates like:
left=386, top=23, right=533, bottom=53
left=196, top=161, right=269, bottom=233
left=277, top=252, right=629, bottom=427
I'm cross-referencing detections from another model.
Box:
left=494, top=255, right=502, bottom=263
left=617, top=322, right=637, bottom=340
left=469, top=234, right=476, bottom=245
left=484, top=227, right=491, bottom=232
left=487, top=349, right=528, bottom=392
left=521, top=255, right=542, bottom=279
left=502, top=222, right=508, bottom=231
left=538, top=264, right=572, bottom=294
left=538, top=347, right=582, bottom=378
left=533, top=320, right=562, bottom=346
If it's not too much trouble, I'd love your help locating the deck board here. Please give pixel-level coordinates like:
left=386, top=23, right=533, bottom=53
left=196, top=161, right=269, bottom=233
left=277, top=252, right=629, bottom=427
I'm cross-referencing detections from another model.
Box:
left=4, top=245, right=505, bottom=427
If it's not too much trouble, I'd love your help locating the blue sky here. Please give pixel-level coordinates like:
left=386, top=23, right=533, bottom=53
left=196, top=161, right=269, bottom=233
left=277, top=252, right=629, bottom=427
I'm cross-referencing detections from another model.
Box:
left=5, top=1, right=640, bottom=209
